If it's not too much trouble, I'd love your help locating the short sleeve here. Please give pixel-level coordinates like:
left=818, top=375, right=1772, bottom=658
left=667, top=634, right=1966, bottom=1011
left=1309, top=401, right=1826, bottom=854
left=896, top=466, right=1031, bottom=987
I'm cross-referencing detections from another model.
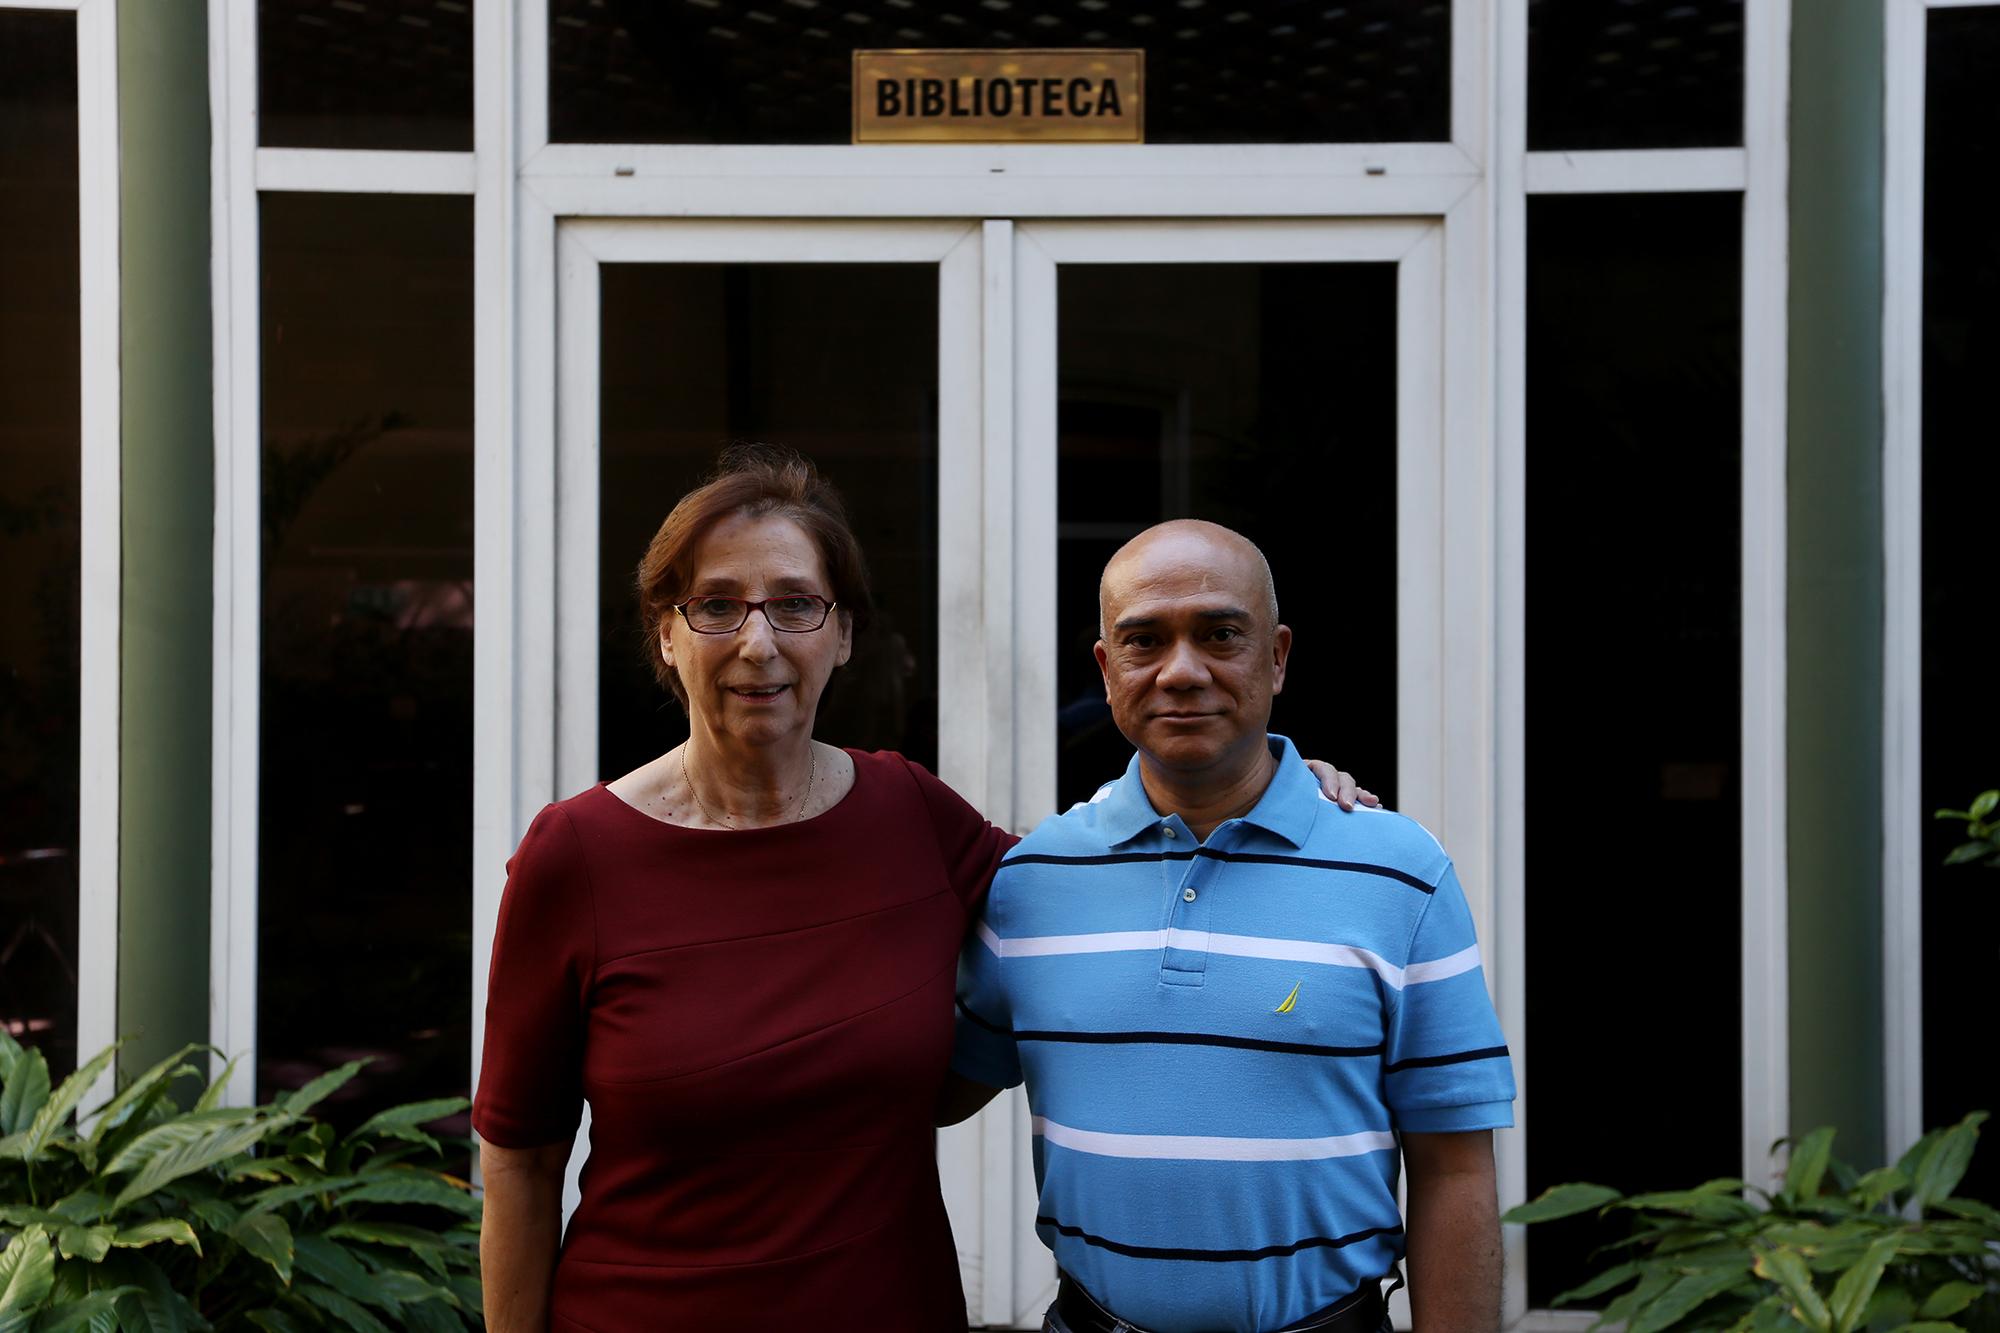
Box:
left=472, top=804, right=596, bottom=1149
left=1382, top=862, right=1516, bottom=1133
left=951, top=897, right=1023, bottom=1090
left=898, top=755, right=1017, bottom=913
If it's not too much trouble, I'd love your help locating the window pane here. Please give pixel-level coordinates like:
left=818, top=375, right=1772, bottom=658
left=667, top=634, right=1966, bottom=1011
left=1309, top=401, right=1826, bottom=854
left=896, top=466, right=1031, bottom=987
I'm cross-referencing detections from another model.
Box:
left=551, top=0, right=1448, bottom=145
left=0, top=10, right=80, bottom=1079
left=259, top=194, right=474, bottom=1128
left=260, top=0, right=472, bottom=150
left=596, top=264, right=940, bottom=782
left=1525, top=193, right=1741, bottom=1306
left=1528, top=0, right=1743, bottom=151
left=1921, top=6, right=2000, bottom=1205
left=1055, top=263, right=1398, bottom=811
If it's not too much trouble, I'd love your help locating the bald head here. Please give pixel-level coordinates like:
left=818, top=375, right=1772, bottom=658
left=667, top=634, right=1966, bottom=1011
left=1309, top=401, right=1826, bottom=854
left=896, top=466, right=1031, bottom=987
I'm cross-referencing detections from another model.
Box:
left=1098, top=520, right=1279, bottom=640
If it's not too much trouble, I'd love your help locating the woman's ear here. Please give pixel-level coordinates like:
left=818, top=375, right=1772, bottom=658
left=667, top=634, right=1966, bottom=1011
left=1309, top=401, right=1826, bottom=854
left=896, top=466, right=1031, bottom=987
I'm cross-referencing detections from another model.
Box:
left=658, top=619, right=675, bottom=668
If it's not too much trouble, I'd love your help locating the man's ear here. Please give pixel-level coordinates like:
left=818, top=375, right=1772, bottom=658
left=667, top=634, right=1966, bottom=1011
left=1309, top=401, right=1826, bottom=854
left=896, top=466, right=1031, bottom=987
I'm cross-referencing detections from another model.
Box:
left=1270, top=623, right=1292, bottom=696
left=1093, top=639, right=1112, bottom=697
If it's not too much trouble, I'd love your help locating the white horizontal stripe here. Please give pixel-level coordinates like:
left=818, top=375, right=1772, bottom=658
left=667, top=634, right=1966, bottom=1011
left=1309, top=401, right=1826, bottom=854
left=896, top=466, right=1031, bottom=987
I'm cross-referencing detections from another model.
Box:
left=1033, top=1115, right=1398, bottom=1162
left=1404, top=944, right=1482, bottom=985
left=1195, top=931, right=1402, bottom=986
left=1002, top=929, right=1168, bottom=958
left=982, top=926, right=1466, bottom=989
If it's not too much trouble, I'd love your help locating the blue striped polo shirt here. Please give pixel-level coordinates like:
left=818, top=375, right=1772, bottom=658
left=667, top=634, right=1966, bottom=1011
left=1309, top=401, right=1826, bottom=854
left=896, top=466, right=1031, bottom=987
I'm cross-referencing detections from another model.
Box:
left=952, top=735, right=1515, bottom=1333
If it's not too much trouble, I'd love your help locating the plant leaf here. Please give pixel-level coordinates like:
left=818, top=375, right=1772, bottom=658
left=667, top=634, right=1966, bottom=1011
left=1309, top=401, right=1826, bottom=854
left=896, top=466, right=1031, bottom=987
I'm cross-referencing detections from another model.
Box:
left=1785, top=1127, right=1838, bottom=1203
left=293, top=1282, right=394, bottom=1333
left=0, top=1052, right=51, bottom=1139
left=191, top=1055, right=241, bottom=1115
left=240, top=1173, right=368, bottom=1218
left=1885, top=1324, right=1969, bottom=1333
left=293, top=1234, right=397, bottom=1314
left=333, top=1174, right=481, bottom=1218
left=1753, top=1245, right=1832, bottom=1331
left=272, top=1061, right=367, bottom=1119
left=242, top=1309, right=313, bottom=1333
left=231, top=1212, right=295, bottom=1284
left=1969, top=789, right=1998, bottom=820
left=322, top=1223, right=448, bottom=1277
left=27, top=1288, right=135, bottom=1333
left=0, top=1227, right=55, bottom=1332
left=11, top=1043, right=119, bottom=1162
left=351, top=1099, right=469, bottom=1140
left=53, top=1223, right=113, bottom=1263
left=102, top=1251, right=192, bottom=1333
left=0, top=1029, right=21, bottom=1085
left=1827, top=1234, right=1899, bottom=1333
left=108, top=1221, right=200, bottom=1257
left=1916, top=1283, right=1983, bottom=1320
left=1910, top=1113, right=1985, bottom=1209
left=1502, top=1182, right=1623, bottom=1225
left=104, top=1116, right=282, bottom=1210
left=1631, top=1264, right=1753, bottom=1333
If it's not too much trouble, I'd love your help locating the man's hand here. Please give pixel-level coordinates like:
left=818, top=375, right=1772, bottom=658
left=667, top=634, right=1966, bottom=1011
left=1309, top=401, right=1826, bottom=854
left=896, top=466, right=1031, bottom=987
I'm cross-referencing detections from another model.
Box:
left=1401, top=1130, right=1502, bottom=1333
left=1303, top=759, right=1381, bottom=812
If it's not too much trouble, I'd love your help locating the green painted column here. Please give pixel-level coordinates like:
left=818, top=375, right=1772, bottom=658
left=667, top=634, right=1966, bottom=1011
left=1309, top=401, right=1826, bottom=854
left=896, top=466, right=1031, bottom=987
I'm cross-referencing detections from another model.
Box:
left=1787, top=2, right=1886, bottom=1164
left=116, top=0, right=212, bottom=1083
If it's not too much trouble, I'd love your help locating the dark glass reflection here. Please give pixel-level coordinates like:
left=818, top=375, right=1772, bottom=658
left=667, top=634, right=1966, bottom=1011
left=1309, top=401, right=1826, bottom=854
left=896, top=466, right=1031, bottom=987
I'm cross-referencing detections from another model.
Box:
left=1921, top=6, right=2000, bottom=1205
left=1055, top=264, right=1397, bottom=811
left=1525, top=193, right=1741, bottom=1307
left=259, top=0, right=472, bottom=150
left=1528, top=0, right=1743, bottom=151
left=597, top=265, right=940, bottom=783
left=0, top=11, right=81, bottom=1080
left=259, top=194, right=474, bottom=1129
left=551, top=0, right=1448, bottom=145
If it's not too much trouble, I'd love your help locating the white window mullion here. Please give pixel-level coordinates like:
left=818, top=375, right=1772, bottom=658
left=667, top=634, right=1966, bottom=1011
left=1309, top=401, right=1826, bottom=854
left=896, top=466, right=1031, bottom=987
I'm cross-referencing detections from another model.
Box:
left=1879, top=0, right=1940, bottom=1164
left=207, top=0, right=261, bottom=1109
left=1740, top=0, right=1794, bottom=1193
left=73, top=0, right=121, bottom=1109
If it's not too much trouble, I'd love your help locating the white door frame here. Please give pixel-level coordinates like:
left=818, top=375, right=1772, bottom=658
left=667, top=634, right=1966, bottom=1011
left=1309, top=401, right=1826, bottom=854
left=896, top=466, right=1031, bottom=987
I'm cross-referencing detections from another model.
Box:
left=3, top=0, right=121, bottom=1108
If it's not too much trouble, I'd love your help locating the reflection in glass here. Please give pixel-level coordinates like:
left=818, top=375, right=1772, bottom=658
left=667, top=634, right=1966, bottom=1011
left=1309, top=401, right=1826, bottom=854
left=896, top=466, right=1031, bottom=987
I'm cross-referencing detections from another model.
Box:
left=551, top=0, right=1448, bottom=145
left=1525, top=193, right=1741, bottom=1306
left=0, top=11, right=81, bottom=1079
left=259, top=0, right=472, bottom=150
left=1921, top=6, right=2000, bottom=1204
left=1528, top=0, right=1743, bottom=151
left=596, top=265, right=939, bottom=783
left=1055, top=263, right=1397, bottom=812
left=259, top=194, right=474, bottom=1129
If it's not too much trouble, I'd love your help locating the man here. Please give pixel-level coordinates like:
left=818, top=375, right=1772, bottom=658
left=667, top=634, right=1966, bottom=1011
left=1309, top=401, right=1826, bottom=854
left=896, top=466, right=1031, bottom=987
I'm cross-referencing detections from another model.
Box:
left=945, top=520, right=1514, bottom=1333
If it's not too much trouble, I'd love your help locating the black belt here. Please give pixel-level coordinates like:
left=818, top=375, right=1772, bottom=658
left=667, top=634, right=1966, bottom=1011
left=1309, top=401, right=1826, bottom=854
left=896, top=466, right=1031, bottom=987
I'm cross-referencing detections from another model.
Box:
left=1053, top=1271, right=1387, bottom=1333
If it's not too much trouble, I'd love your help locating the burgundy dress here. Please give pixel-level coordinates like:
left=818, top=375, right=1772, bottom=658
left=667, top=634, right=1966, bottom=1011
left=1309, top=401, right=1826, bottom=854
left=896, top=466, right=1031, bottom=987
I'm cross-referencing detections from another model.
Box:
left=472, top=750, right=1014, bottom=1332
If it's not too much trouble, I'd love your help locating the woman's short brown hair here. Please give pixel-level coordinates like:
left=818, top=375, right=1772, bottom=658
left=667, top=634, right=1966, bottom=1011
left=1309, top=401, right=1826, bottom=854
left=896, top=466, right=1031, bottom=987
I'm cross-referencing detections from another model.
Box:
left=636, top=444, right=873, bottom=710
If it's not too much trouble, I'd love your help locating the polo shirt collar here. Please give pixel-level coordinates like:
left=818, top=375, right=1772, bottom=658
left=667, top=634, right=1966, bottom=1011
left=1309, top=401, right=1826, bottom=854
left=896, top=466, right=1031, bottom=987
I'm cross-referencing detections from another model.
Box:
left=1097, top=733, right=1319, bottom=850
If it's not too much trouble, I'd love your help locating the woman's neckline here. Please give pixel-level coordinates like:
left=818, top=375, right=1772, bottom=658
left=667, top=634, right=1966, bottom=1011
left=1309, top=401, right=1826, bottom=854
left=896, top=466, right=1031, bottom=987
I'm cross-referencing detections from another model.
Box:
left=591, top=746, right=867, bottom=833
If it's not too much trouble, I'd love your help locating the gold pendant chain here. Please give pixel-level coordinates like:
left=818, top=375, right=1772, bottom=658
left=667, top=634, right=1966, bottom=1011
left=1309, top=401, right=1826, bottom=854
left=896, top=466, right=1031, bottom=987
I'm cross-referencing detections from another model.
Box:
left=680, top=743, right=816, bottom=829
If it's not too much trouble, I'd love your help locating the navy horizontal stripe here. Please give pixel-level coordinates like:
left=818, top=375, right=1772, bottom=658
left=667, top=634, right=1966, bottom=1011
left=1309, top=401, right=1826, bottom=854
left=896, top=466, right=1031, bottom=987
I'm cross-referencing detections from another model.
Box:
left=1016, top=1028, right=1385, bottom=1059
left=1003, top=848, right=1437, bottom=895
left=1383, top=1044, right=1511, bottom=1075
left=1037, top=1214, right=1404, bottom=1264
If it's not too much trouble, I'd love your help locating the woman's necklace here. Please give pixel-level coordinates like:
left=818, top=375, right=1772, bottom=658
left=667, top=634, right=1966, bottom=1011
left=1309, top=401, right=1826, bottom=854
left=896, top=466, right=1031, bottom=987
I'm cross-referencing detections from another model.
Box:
left=680, top=744, right=815, bottom=829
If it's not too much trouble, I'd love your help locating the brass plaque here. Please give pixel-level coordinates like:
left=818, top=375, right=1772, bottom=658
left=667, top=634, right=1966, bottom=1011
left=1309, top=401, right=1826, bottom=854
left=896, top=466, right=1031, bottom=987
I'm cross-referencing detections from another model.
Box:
left=853, top=49, right=1145, bottom=144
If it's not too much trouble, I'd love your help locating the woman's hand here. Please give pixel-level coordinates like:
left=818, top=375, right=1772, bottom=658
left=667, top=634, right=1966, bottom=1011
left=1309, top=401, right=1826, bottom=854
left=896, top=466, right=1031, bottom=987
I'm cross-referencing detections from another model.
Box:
left=1304, top=759, right=1380, bottom=812
left=480, top=1139, right=572, bottom=1332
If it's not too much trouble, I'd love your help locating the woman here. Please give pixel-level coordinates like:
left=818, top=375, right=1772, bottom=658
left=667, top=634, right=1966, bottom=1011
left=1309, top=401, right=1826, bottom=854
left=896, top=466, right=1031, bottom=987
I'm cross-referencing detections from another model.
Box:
left=473, top=447, right=1368, bottom=1331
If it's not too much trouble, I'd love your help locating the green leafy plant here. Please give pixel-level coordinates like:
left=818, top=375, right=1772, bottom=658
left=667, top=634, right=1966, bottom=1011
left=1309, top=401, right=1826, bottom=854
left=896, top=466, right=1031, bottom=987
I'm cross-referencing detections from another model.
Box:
left=0, top=1029, right=483, bottom=1332
left=1935, top=789, right=2000, bottom=869
left=1504, top=1113, right=2000, bottom=1333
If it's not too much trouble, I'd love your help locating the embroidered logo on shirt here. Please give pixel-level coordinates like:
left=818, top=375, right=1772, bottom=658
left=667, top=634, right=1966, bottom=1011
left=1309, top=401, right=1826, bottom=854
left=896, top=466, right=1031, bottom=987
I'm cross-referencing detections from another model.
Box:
left=1274, top=980, right=1302, bottom=1014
